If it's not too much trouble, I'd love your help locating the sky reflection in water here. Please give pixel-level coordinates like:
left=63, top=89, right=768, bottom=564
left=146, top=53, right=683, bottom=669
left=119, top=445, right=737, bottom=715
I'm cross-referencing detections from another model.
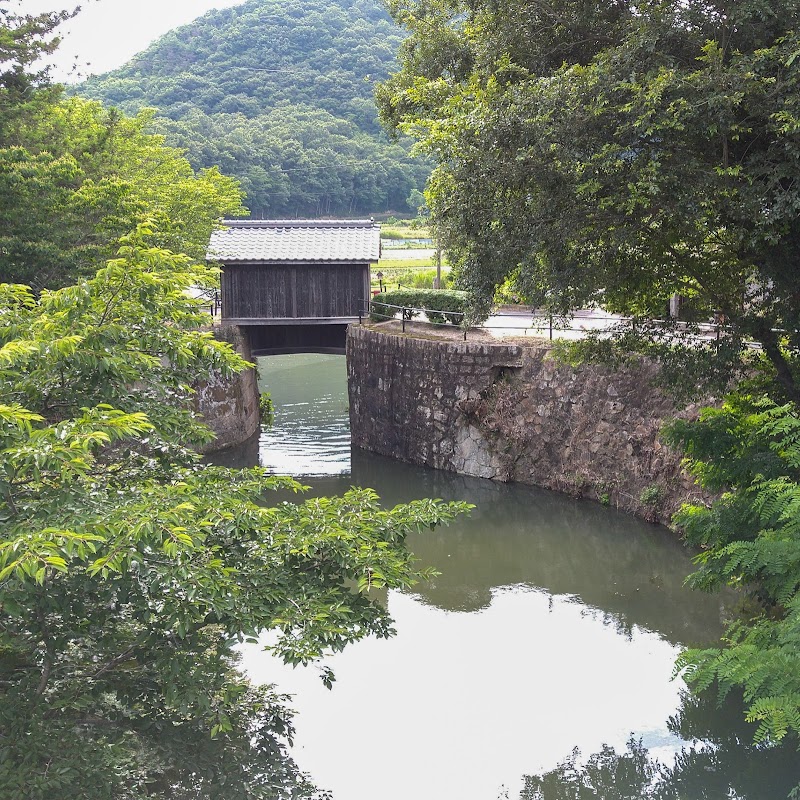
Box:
left=227, top=354, right=798, bottom=800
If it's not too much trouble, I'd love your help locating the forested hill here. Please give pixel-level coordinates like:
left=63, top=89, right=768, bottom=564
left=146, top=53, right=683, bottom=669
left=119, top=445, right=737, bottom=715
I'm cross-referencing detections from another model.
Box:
left=75, top=0, right=427, bottom=217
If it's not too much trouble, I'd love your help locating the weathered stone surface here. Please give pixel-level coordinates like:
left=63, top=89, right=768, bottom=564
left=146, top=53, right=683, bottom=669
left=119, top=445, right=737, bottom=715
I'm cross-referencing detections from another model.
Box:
left=347, top=325, right=714, bottom=525
left=194, top=325, right=260, bottom=453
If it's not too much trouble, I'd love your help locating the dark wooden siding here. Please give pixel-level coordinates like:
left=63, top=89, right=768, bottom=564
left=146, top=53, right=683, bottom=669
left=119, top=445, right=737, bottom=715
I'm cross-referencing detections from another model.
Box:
left=221, top=262, right=369, bottom=320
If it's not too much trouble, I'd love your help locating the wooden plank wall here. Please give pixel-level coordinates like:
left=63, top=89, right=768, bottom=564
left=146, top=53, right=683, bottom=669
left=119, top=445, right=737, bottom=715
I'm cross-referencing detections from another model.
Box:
left=222, top=263, right=369, bottom=319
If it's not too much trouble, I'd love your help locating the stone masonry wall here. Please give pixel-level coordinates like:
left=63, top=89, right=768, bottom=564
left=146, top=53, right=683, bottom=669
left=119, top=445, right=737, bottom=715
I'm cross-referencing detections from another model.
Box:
left=347, top=324, right=713, bottom=524
left=194, top=324, right=260, bottom=453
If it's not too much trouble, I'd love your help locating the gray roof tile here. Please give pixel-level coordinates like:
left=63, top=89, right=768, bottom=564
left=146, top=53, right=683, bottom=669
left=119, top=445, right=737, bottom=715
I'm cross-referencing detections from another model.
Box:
left=208, top=219, right=381, bottom=263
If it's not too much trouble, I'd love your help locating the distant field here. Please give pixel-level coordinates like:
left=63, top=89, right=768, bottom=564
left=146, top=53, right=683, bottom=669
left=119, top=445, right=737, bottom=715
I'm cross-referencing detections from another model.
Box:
left=380, top=224, right=431, bottom=239
left=377, top=257, right=436, bottom=269
left=381, top=225, right=431, bottom=241
left=371, top=263, right=452, bottom=291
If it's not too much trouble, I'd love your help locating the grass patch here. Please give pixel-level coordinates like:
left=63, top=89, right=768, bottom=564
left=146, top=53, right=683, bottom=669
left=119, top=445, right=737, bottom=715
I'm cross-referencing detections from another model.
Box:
left=371, top=265, right=452, bottom=292
left=381, top=225, right=431, bottom=239
left=377, top=258, right=436, bottom=269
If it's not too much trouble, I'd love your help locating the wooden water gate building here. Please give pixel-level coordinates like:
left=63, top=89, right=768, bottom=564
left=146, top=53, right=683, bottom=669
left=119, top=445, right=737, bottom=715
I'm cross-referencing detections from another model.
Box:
left=208, top=219, right=380, bottom=354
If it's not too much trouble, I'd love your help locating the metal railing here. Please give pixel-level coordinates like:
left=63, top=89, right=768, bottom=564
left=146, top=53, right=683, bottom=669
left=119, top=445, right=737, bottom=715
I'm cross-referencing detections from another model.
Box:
left=500, top=309, right=730, bottom=343
left=194, top=288, right=221, bottom=317
left=359, top=298, right=745, bottom=346
left=360, top=299, right=470, bottom=339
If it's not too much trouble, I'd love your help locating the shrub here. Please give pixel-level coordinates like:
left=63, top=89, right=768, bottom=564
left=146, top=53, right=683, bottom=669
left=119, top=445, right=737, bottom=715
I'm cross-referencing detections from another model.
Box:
left=259, top=392, right=274, bottom=426
left=493, top=277, right=526, bottom=306
left=639, top=484, right=663, bottom=506
left=370, top=288, right=468, bottom=325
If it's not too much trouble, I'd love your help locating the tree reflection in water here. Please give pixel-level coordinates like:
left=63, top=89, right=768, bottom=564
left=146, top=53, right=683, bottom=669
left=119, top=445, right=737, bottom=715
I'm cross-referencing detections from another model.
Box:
left=519, top=691, right=799, bottom=800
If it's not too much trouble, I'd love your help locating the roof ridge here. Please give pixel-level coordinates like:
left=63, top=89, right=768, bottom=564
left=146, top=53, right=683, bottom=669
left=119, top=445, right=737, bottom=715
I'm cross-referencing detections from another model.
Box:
left=220, top=219, right=378, bottom=229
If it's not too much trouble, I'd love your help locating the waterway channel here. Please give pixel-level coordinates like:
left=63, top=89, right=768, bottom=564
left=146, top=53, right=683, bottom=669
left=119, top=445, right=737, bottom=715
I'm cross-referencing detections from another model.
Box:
left=217, top=353, right=799, bottom=799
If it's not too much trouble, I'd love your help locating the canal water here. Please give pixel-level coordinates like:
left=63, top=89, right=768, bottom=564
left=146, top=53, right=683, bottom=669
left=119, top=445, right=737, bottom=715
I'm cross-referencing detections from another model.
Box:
left=221, top=353, right=799, bottom=800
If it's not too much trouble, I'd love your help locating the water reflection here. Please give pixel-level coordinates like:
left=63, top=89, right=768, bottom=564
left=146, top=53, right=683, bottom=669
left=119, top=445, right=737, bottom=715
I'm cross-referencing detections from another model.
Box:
left=244, top=444, right=727, bottom=647
left=353, top=450, right=727, bottom=645
left=258, top=353, right=351, bottom=476
left=217, top=353, right=798, bottom=799
left=521, top=691, right=799, bottom=799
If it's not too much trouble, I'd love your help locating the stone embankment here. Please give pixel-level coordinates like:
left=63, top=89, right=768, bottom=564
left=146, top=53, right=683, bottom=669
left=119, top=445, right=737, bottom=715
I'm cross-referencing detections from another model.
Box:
left=194, top=324, right=260, bottom=453
left=347, top=322, right=713, bottom=525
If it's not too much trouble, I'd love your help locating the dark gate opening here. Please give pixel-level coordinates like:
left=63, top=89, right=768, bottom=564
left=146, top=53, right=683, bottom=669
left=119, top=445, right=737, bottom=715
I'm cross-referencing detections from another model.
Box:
left=246, top=323, right=349, bottom=355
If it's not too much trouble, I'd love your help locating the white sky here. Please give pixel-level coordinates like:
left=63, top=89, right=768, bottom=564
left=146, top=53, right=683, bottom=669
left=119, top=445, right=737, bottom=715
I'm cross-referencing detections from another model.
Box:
left=12, top=0, right=248, bottom=82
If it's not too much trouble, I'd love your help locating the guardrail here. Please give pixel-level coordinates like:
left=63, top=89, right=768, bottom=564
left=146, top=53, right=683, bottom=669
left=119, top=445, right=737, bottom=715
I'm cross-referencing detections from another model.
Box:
left=359, top=298, right=741, bottom=346
left=505, top=309, right=730, bottom=344
left=360, top=299, right=469, bottom=339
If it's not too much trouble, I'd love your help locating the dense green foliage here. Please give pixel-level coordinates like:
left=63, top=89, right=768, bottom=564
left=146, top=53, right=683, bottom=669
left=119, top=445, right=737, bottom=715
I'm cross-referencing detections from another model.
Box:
left=0, top=229, right=467, bottom=797
left=378, top=0, right=800, bottom=401
left=371, top=287, right=467, bottom=324
left=379, top=0, right=800, bottom=768
left=1, top=1, right=245, bottom=291
left=75, top=0, right=430, bottom=217
left=0, top=9, right=470, bottom=796
left=154, top=106, right=428, bottom=218
left=0, top=99, right=244, bottom=289
left=665, top=397, right=800, bottom=747
left=0, top=2, right=74, bottom=135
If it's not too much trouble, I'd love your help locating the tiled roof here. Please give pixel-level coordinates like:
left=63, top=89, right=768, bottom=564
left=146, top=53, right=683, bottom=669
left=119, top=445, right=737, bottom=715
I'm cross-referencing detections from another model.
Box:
left=207, top=219, right=381, bottom=263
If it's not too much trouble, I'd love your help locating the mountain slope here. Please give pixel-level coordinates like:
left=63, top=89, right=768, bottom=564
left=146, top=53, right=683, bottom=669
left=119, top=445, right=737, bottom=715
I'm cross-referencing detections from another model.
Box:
left=76, top=0, right=426, bottom=217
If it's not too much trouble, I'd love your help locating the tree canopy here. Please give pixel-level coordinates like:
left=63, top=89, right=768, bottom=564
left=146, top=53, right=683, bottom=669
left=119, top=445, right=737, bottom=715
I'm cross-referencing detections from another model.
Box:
left=0, top=227, right=468, bottom=798
left=378, top=0, right=800, bottom=401
left=0, top=1, right=75, bottom=131
left=0, top=97, right=245, bottom=289
left=74, top=0, right=431, bottom=217
left=378, top=0, right=800, bottom=770
left=0, top=3, right=245, bottom=291
left=0, top=8, right=469, bottom=796
left=153, top=105, right=429, bottom=218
